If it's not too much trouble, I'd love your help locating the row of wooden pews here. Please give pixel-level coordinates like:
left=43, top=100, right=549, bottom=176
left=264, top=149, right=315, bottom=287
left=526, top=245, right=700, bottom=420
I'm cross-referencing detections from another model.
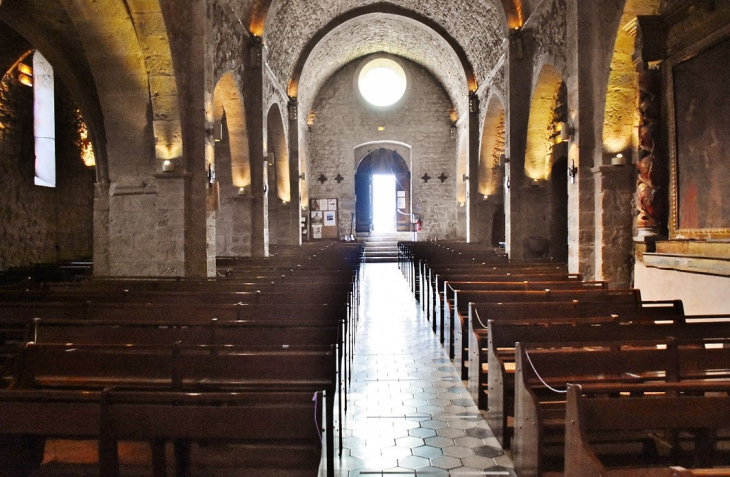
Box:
left=0, top=242, right=362, bottom=477
left=399, top=241, right=730, bottom=477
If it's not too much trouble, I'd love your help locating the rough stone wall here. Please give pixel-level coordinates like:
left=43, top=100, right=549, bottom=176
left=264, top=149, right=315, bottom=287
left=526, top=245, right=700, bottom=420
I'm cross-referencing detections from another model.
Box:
left=0, top=74, right=94, bottom=270
left=306, top=58, right=458, bottom=240
left=528, top=0, right=568, bottom=79
left=298, top=14, right=469, bottom=117
left=265, top=0, right=506, bottom=93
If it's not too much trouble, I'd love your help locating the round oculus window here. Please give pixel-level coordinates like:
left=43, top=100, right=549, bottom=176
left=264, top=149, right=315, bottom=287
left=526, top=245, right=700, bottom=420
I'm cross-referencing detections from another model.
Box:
left=358, top=58, right=407, bottom=107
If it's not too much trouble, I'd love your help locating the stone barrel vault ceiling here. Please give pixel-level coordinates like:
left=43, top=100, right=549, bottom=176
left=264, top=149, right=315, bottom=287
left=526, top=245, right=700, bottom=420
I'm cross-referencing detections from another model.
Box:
left=263, top=0, right=508, bottom=102
left=298, top=13, right=468, bottom=115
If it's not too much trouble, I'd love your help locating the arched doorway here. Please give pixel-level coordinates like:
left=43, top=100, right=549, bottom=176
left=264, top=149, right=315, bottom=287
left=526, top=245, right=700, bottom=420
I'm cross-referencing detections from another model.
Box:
left=355, top=149, right=410, bottom=234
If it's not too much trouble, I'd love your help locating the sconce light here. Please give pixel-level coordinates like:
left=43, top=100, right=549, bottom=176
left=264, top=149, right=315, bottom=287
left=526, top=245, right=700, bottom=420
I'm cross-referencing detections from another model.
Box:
left=568, top=160, right=578, bottom=184
left=483, top=194, right=489, bottom=201
left=462, top=174, right=469, bottom=182
left=238, top=187, right=246, bottom=196
left=450, top=125, right=456, bottom=140
left=531, top=178, right=546, bottom=187
left=17, top=63, right=32, bottom=87
left=299, top=173, right=306, bottom=180
left=214, top=122, right=223, bottom=142
left=458, top=202, right=465, bottom=208
left=560, top=122, right=573, bottom=143
left=611, top=153, right=626, bottom=166
left=162, top=160, right=175, bottom=172
left=282, top=199, right=289, bottom=206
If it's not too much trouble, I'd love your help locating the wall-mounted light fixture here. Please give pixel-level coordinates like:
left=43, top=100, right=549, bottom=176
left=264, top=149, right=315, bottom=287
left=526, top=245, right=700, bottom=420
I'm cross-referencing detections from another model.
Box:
left=17, top=63, right=33, bottom=87
left=560, top=122, right=573, bottom=143
left=462, top=174, right=469, bottom=182
left=531, top=178, right=546, bottom=187
left=214, top=122, right=223, bottom=142
left=450, top=125, right=456, bottom=140
left=162, top=160, right=175, bottom=172
left=611, top=153, right=626, bottom=166
left=238, top=187, right=246, bottom=196
left=483, top=194, right=489, bottom=201
left=458, top=202, right=465, bottom=208
left=568, top=160, right=578, bottom=184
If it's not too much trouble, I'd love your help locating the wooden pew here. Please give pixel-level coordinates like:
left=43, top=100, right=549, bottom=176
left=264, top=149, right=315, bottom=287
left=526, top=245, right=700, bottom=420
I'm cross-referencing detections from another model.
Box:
left=449, top=288, right=642, bottom=377
left=3, top=342, right=339, bottom=476
left=564, top=382, right=730, bottom=477
left=465, top=300, right=686, bottom=406
left=513, top=341, right=730, bottom=477
left=0, top=388, right=323, bottom=477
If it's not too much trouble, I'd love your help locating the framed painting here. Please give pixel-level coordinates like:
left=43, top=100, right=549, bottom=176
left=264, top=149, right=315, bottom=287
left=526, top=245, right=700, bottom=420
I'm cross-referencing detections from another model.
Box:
left=668, top=24, right=730, bottom=239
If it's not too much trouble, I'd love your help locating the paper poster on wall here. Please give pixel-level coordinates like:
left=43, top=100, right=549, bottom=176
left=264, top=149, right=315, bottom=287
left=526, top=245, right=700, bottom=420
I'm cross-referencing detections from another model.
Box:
left=324, top=211, right=336, bottom=226
left=319, top=199, right=328, bottom=211
left=311, top=211, right=323, bottom=224
left=310, top=199, right=321, bottom=211
left=397, top=191, right=406, bottom=197
left=328, top=199, right=338, bottom=210
left=397, top=198, right=406, bottom=209
left=312, top=224, right=323, bottom=239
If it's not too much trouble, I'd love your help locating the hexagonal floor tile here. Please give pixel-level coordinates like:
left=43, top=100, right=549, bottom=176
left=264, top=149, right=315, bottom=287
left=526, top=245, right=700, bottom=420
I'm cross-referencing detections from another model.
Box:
left=430, top=455, right=463, bottom=470
left=408, top=427, right=437, bottom=438
left=380, top=446, right=412, bottom=460
left=424, top=436, right=454, bottom=448
left=474, top=444, right=505, bottom=458
left=455, top=436, right=486, bottom=448
left=399, top=454, right=430, bottom=470
left=421, top=419, right=449, bottom=430
left=412, top=445, right=443, bottom=459
left=394, top=436, right=424, bottom=448
left=442, top=445, right=474, bottom=458
left=465, top=427, right=494, bottom=439
left=437, top=427, right=466, bottom=438
left=448, top=419, right=476, bottom=430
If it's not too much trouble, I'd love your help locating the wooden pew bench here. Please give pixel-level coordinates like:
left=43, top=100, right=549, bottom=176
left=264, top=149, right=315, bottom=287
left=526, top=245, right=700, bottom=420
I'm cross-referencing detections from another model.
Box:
left=0, top=389, right=323, bottom=477
left=513, top=342, right=730, bottom=477
left=564, top=382, right=730, bottom=477
left=448, top=288, right=642, bottom=377
left=3, top=342, right=339, bottom=476
left=465, top=300, right=686, bottom=406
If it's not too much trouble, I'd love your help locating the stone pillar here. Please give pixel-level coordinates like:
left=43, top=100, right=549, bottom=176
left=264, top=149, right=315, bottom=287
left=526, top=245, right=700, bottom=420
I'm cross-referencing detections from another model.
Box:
left=466, top=93, right=480, bottom=243
left=245, top=40, right=269, bottom=257
left=93, top=182, right=110, bottom=275
left=593, top=165, right=635, bottom=287
left=288, top=99, right=302, bottom=245
left=504, top=31, right=534, bottom=260
left=155, top=172, right=190, bottom=275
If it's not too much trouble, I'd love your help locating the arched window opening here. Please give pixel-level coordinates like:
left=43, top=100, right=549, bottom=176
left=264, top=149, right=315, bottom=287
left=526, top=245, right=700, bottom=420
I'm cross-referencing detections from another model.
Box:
left=32, top=50, right=56, bottom=187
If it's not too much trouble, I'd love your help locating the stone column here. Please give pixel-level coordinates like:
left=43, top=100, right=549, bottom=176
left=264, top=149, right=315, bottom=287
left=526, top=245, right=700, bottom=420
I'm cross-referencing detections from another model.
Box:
left=245, top=40, right=269, bottom=257
left=504, top=31, right=534, bottom=260
left=593, top=165, right=635, bottom=287
left=155, top=172, right=191, bottom=275
left=466, top=93, right=480, bottom=243
left=288, top=99, right=302, bottom=245
left=93, top=182, right=110, bottom=275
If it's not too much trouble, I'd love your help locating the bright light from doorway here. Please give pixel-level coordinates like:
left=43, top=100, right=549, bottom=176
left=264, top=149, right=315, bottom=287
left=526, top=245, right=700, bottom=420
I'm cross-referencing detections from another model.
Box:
left=373, top=174, right=396, bottom=233
left=358, top=58, right=407, bottom=107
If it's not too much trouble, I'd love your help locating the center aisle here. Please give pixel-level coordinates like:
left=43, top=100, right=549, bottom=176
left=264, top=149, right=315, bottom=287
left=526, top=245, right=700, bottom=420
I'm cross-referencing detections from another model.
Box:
left=337, top=263, right=515, bottom=476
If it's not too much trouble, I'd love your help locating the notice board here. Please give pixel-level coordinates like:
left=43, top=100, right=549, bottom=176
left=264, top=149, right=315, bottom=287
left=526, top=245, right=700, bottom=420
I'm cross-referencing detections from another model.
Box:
left=310, top=198, right=338, bottom=239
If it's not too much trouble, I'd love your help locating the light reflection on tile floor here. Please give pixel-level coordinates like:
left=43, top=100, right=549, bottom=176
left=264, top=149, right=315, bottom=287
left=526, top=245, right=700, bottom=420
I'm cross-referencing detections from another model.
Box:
left=336, top=263, right=514, bottom=477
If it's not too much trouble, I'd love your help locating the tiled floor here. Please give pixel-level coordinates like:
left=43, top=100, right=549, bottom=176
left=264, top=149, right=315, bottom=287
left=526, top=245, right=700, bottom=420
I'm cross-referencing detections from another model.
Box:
left=337, top=263, right=514, bottom=477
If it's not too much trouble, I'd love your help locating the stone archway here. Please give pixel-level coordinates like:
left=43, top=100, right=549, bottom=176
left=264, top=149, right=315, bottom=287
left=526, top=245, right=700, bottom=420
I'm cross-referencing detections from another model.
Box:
left=523, top=63, right=568, bottom=259
left=266, top=103, right=295, bottom=245
left=475, top=94, right=506, bottom=244
left=214, top=72, right=252, bottom=257
left=355, top=148, right=410, bottom=234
